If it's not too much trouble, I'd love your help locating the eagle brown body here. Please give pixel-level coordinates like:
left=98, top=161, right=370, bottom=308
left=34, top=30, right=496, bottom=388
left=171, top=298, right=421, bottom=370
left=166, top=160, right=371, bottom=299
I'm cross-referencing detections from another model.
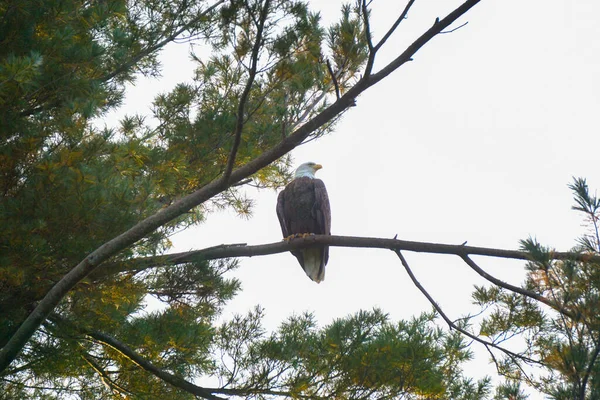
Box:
left=276, top=167, right=331, bottom=283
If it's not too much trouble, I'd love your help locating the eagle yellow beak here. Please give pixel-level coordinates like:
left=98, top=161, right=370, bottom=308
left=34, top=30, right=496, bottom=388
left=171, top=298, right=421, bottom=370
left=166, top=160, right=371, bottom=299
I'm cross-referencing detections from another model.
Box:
left=314, top=164, right=323, bottom=171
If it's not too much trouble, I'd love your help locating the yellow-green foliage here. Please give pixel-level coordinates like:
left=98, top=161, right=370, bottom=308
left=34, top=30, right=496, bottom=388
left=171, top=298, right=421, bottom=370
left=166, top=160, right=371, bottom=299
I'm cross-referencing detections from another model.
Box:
left=0, top=0, right=488, bottom=398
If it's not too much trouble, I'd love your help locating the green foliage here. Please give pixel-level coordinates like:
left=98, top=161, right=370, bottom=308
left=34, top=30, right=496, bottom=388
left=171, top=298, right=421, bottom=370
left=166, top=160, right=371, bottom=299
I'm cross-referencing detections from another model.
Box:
left=0, top=0, right=488, bottom=398
left=471, top=177, right=600, bottom=399
left=215, top=309, right=489, bottom=399
left=493, top=381, right=529, bottom=400
left=328, top=2, right=369, bottom=89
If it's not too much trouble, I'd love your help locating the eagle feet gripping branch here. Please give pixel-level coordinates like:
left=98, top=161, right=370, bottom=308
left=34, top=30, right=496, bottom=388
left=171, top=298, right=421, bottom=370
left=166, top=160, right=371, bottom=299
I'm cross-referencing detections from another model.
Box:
left=283, top=233, right=315, bottom=241
left=276, top=162, right=331, bottom=283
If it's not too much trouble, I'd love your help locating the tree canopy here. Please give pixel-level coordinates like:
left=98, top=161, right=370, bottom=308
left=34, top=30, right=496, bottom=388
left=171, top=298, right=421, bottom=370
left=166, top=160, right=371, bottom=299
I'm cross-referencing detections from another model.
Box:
left=2, top=0, right=599, bottom=399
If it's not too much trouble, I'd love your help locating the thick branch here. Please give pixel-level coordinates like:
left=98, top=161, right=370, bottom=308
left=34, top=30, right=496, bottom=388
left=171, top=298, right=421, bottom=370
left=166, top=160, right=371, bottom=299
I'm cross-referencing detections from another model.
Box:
left=92, top=234, right=600, bottom=279
left=0, top=0, right=482, bottom=372
left=209, top=387, right=328, bottom=399
left=326, top=59, right=341, bottom=99
left=86, top=331, right=225, bottom=400
left=85, top=328, right=324, bottom=399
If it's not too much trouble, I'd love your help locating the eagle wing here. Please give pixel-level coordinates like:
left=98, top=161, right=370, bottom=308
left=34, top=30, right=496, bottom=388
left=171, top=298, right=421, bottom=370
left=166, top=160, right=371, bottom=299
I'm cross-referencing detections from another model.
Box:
left=312, top=179, right=331, bottom=234
left=276, top=190, right=290, bottom=238
left=312, top=179, right=331, bottom=265
left=276, top=186, right=305, bottom=266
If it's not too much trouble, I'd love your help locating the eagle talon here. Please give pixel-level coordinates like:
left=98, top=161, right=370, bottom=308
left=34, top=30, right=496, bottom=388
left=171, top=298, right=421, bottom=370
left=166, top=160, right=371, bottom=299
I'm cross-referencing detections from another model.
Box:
left=283, top=233, right=307, bottom=241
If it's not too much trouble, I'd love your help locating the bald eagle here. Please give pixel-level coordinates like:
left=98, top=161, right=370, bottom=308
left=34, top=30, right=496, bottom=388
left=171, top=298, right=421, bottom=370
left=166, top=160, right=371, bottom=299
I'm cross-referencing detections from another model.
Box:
left=276, top=162, right=331, bottom=283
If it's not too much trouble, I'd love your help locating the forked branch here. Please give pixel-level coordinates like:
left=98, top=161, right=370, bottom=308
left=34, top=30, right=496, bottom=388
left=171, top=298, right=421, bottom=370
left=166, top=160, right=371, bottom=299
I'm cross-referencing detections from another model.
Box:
left=394, top=250, right=541, bottom=365
left=460, top=255, right=577, bottom=319
left=362, top=0, right=416, bottom=77
left=374, top=0, right=416, bottom=53
left=91, top=234, right=600, bottom=279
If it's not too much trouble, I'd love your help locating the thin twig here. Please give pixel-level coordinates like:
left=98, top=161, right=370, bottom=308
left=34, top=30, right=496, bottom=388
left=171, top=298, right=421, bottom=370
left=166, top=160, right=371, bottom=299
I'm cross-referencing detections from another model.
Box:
left=369, top=0, right=481, bottom=87
left=440, top=21, right=469, bottom=34
left=222, top=0, right=271, bottom=183
left=460, top=255, right=577, bottom=319
left=394, top=250, right=540, bottom=364
left=373, top=0, right=416, bottom=53
left=326, top=59, right=341, bottom=100
left=231, top=178, right=253, bottom=187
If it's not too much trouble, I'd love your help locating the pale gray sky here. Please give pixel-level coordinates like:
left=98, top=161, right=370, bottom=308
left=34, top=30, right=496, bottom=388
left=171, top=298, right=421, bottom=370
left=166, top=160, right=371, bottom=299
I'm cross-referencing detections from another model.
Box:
left=106, top=0, right=600, bottom=396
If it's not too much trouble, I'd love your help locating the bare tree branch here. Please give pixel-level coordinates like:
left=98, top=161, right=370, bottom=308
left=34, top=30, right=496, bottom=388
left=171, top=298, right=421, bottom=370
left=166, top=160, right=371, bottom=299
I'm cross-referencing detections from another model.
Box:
left=231, top=178, right=253, bottom=187
left=373, top=0, right=416, bottom=53
left=361, top=0, right=374, bottom=53
left=91, top=234, right=600, bottom=279
left=209, top=387, right=330, bottom=399
left=394, top=250, right=541, bottom=365
left=367, top=0, right=478, bottom=86
left=460, top=255, right=578, bottom=319
left=326, top=59, right=341, bottom=100
left=440, top=21, right=469, bottom=34
left=361, top=0, right=375, bottom=75
left=581, top=340, right=600, bottom=398
left=0, top=0, right=482, bottom=372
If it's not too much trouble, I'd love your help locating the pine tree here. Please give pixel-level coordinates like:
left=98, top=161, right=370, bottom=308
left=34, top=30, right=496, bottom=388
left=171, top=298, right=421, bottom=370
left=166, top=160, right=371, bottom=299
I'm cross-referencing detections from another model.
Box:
left=473, top=178, right=600, bottom=399
left=1, top=0, right=487, bottom=398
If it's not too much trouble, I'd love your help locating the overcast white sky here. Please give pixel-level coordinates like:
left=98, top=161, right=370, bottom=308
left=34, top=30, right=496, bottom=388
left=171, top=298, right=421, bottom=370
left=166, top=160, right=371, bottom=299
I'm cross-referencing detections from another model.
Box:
left=106, top=0, right=600, bottom=396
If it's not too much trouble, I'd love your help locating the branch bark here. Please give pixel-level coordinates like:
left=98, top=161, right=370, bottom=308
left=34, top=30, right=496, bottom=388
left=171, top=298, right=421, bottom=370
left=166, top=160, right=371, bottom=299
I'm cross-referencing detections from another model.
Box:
left=394, top=250, right=541, bottom=365
left=92, top=234, right=600, bottom=279
left=0, top=0, right=483, bottom=372
left=86, top=331, right=226, bottom=400
left=460, top=255, right=578, bottom=319
left=84, top=328, right=325, bottom=399
left=374, top=0, right=416, bottom=53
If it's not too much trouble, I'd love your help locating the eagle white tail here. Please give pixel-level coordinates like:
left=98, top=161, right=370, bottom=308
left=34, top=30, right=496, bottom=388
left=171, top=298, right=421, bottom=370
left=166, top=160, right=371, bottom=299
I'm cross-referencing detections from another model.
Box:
left=302, top=248, right=325, bottom=283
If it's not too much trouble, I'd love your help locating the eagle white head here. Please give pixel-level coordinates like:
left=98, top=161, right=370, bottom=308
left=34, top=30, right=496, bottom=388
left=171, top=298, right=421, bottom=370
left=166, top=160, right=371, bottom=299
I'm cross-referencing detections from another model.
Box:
left=294, top=162, right=323, bottom=179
